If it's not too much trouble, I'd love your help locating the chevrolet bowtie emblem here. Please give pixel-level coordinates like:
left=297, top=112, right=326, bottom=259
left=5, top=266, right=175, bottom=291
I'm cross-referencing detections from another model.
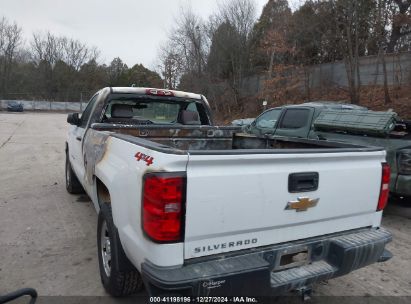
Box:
left=285, top=197, right=319, bottom=212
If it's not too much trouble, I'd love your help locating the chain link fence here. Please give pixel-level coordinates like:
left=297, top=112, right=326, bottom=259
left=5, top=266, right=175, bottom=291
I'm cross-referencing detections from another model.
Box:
left=0, top=91, right=94, bottom=112
left=240, top=51, right=411, bottom=97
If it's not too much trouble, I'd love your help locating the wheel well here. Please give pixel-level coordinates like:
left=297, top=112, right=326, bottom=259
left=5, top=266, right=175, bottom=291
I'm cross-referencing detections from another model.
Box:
left=96, top=177, right=111, bottom=207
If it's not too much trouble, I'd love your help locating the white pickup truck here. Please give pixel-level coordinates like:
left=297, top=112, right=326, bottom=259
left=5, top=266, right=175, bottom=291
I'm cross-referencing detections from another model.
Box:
left=65, top=87, right=392, bottom=298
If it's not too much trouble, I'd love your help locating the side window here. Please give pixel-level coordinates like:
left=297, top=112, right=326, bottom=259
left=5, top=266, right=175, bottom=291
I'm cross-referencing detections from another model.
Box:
left=278, top=108, right=310, bottom=129
left=186, top=102, right=199, bottom=113
left=80, top=94, right=99, bottom=128
left=186, top=101, right=210, bottom=125
left=256, top=109, right=282, bottom=129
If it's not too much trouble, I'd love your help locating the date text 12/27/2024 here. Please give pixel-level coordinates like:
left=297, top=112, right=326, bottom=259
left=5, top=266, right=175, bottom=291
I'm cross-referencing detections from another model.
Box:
left=149, top=297, right=258, bottom=303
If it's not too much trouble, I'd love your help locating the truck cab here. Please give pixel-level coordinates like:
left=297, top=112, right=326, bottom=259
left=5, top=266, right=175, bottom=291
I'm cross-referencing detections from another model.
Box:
left=248, top=102, right=367, bottom=139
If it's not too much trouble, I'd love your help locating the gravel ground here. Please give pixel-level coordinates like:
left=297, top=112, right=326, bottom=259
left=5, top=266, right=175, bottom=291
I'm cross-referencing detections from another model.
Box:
left=0, top=112, right=410, bottom=301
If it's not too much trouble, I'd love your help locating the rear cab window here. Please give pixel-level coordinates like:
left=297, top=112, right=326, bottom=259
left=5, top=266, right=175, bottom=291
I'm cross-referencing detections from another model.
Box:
left=105, top=100, right=180, bottom=123
left=102, top=94, right=210, bottom=125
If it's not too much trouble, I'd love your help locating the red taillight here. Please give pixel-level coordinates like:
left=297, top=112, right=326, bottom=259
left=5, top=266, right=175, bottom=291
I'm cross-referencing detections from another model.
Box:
left=142, top=173, right=185, bottom=242
left=377, top=163, right=390, bottom=211
left=145, top=88, right=174, bottom=96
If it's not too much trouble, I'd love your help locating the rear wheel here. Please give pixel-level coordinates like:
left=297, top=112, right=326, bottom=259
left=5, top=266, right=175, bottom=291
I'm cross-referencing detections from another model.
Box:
left=65, top=152, right=84, bottom=194
left=391, top=194, right=411, bottom=205
left=97, top=203, right=143, bottom=296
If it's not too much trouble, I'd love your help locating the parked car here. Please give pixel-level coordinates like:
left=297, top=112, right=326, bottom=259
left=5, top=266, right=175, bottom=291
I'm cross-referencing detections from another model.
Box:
left=7, top=101, right=23, bottom=112
left=66, top=88, right=392, bottom=297
left=246, top=102, right=411, bottom=200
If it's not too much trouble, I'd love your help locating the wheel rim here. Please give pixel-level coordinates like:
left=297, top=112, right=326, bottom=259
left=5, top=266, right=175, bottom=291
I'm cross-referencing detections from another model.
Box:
left=100, top=221, right=112, bottom=277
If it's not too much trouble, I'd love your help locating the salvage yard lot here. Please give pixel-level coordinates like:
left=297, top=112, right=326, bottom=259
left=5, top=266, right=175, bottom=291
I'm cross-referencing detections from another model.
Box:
left=0, top=112, right=411, bottom=299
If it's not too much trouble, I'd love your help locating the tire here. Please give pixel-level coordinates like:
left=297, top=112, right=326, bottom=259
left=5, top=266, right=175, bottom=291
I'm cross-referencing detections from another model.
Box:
left=391, top=194, right=411, bottom=206
left=97, top=203, right=143, bottom=297
left=65, top=152, right=84, bottom=194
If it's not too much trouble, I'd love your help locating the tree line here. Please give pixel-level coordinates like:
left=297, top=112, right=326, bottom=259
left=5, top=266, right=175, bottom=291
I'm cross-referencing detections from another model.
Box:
left=0, top=17, right=162, bottom=101
left=1, top=0, right=410, bottom=110
left=158, top=0, right=411, bottom=115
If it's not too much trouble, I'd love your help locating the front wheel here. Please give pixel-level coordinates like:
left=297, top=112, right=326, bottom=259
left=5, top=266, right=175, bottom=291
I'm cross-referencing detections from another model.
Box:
left=65, top=152, right=84, bottom=194
left=97, top=203, right=143, bottom=296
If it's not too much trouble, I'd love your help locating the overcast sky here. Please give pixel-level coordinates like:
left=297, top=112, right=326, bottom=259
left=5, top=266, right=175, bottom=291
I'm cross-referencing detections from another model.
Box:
left=0, top=0, right=298, bottom=70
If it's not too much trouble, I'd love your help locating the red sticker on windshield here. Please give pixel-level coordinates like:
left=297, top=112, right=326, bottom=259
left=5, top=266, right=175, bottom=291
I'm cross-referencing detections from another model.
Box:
left=135, top=152, right=154, bottom=166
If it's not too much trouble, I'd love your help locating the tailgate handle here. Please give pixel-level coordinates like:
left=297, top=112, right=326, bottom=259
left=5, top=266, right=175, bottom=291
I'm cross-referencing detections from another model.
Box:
left=288, top=172, right=319, bottom=193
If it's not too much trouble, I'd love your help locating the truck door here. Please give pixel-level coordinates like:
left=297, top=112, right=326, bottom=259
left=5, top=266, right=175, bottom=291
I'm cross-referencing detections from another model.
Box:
left=274, top=107, right=314, bottom=138
left=68, top=94, right=99, bottom=181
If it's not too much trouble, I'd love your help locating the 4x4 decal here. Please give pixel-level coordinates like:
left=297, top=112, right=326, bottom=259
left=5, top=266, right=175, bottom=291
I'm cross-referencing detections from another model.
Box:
left=135, top=152, right=154, bottom=166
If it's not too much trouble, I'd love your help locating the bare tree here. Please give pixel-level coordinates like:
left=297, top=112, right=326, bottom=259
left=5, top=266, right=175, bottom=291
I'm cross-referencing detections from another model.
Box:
left=157, top=42, right=183, bottom=89
left=155, top=0, right=256, bottom=116
left=372, top=0, right=393, bottom=104
left=216, top=0, right=256, bottom=41
left=387, top=0, right=411, bottom=53
left=332, top=0, right=370, bottom=104
left=31, top=31, right=65, bottom=66
left=30, top=31, right=66, bottom=97
left=30, top=31, right=101, bottom=98
left=215, top=0, right=256, bottom=78
left=63, top=38, right=99, bottom=71
left=207, top=0, right=257, bottom=110
left=169, top=7, right=208, bottom=78
left=0, top=18, right=5, bottom=56
left=31, top=32, right=99, bottom=70
left=0, top=17, right=22, bottom=97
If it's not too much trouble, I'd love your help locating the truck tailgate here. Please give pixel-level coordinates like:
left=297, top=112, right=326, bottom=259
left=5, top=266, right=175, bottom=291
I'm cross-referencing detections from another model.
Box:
left=184, top=151, right=385, bottom=259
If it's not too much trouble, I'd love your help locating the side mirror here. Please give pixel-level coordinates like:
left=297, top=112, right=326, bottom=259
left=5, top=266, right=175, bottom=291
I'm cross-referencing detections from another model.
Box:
left=67, top=113, right=81, bottom=126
